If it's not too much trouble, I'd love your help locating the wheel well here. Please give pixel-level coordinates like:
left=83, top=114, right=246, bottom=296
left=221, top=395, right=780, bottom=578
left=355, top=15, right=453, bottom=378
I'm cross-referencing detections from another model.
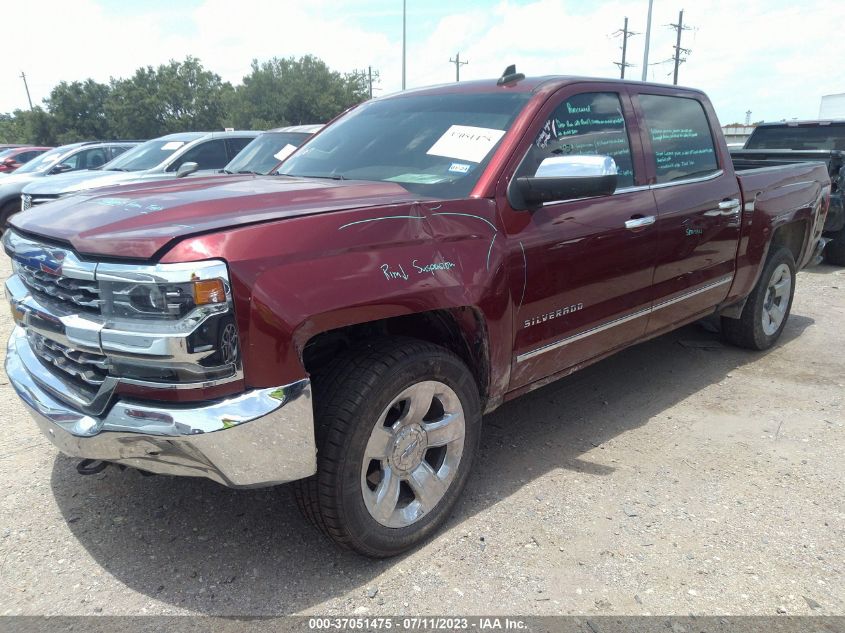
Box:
left=302, top=308, right=490, bottom=405
left=771, top=220, right=807, bottom=263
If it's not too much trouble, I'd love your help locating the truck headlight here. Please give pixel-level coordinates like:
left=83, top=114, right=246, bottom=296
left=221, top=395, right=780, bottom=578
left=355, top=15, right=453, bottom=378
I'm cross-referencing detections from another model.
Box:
left=95, top=260, right=241, bottom=387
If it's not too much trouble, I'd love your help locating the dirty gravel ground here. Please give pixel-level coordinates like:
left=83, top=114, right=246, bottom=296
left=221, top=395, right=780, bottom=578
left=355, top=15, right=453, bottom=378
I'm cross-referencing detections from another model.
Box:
left=0, top=253, right=842, bottom=618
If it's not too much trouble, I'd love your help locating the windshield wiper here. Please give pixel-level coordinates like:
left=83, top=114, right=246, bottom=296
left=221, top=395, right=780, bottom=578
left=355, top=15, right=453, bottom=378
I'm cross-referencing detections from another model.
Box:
left=221, top=168, right=233, bottom=174
left=280, top=173, right=345, bottom=181
left=107, top=167, right=130, bottom=172
left=237, top=170, right=258, bottom=175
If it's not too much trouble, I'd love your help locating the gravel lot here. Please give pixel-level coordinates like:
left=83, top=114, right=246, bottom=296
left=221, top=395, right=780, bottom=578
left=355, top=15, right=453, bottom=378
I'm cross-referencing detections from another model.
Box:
left=0, top=253, right=842, bottom=617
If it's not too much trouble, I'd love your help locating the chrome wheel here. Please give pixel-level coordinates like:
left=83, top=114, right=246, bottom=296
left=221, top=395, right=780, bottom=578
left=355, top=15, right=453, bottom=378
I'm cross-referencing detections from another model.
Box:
left=761, top=263, right=791, bottom=336
left=361, top=380, right=465, bottom=528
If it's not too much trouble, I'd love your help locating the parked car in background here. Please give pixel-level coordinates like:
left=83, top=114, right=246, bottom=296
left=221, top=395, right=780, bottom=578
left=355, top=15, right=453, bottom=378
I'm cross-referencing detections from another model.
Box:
left=0, top=144, right=25, bottom=151
left=21, top=131, right=260, bottom=210
left=0, top=147, right=52, bottom=174
left=731, top=120, right=845, bottom=264
left=3, top=73, right=829, bottom=557
left=223, top=124, right=323, bottom=175
left=0, top=141, right=138, bottom=227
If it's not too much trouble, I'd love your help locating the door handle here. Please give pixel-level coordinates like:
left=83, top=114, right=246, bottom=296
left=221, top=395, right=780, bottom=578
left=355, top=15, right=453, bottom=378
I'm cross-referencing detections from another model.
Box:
left=718, top=198, right=741, bottom=214
left=625, top=215, right=656, bottom=230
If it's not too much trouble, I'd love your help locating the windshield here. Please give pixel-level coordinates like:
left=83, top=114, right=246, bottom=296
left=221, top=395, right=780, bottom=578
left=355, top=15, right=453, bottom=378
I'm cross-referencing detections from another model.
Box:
left=0, top=149, right=15, bottom=160
left=12, top=146, right=67, bottom=174
left=225, top=132, right=312, bottom=175
left=745, top=123, right=845, bottom=150
left=280, top=92, right=531, bottom=198
left=104, top=137, right=195, bottom=171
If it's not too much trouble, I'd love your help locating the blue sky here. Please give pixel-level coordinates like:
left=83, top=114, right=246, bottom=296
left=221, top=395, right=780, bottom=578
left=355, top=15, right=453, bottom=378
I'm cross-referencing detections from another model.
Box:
left=5, top=0, right=843, bottom=126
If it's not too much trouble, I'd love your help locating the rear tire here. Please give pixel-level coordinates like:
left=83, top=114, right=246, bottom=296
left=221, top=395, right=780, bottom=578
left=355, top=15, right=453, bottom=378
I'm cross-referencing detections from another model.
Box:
left=721, top=247, right=796, bottom=350
left=293, top=337, right=481, bottom=558
left=823, top=227, right=845, bottom=266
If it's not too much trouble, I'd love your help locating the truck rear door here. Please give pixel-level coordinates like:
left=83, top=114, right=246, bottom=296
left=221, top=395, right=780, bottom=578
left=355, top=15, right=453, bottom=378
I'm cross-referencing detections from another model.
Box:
left=628, top=88, right=742, bottom=333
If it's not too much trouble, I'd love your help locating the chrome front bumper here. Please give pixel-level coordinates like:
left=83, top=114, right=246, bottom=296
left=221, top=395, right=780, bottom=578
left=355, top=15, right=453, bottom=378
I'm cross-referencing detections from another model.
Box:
left=6, top=326, right=317, bottom=487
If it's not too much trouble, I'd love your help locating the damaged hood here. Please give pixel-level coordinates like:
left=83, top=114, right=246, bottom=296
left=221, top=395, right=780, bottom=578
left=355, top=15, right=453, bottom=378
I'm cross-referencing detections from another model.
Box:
left=11, top=174, right=420, bottom=259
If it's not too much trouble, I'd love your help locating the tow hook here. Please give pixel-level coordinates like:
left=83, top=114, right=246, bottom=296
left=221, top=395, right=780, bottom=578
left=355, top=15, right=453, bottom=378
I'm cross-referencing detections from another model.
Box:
left=76, top=459, right=108, bottom=475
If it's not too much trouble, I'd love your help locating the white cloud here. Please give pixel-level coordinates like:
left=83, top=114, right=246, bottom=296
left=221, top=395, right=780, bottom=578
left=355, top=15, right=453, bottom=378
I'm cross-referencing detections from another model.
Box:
left=2, top=0, right=843, bottom=127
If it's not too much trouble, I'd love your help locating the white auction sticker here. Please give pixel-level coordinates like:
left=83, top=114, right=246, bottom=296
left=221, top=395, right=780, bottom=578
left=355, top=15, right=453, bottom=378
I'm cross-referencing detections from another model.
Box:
left=426, top=125, right=506, bottom=163
left=161, top=141, right=185, bottom=151
left=273, top=144, right=298, bottom=162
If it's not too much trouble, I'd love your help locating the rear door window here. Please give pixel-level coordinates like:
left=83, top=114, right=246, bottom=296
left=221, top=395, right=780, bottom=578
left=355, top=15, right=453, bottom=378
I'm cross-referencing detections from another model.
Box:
left=109, top=145, right=131, bottom=160
left=638, top=94, right=719, bottom=183
left=226, top=137, right=253, bottom=160
left=169, top=140, right=228, bottom=171
left=78, top=147, right=108, bottom=169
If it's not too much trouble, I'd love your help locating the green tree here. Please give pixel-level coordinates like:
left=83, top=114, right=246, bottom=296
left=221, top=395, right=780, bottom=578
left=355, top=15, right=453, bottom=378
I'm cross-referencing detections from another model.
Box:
left=44, top=79, right=111, bottom=143
left=0, top=108, right=56, bottom=145
left=105, top=57, right=232, bottom=138
left=230, top=55, right=369, bottom=129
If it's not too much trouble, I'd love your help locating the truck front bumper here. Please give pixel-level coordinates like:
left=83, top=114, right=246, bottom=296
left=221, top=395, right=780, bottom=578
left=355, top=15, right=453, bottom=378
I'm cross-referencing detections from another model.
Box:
left=6, top=326, right=317, bottom=488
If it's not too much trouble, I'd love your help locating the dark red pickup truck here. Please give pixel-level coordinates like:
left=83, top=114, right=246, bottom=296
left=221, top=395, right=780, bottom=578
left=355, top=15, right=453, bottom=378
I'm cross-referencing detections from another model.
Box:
left=4, top=71, right=830, bottom=557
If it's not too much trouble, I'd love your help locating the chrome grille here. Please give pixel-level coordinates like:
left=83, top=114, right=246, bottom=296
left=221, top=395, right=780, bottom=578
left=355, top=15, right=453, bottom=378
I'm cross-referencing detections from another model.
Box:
left=28, top=332, right=109, bottom=389
left=16, top=263, right=101, bottom=313
left=28, top=193, right=61, bottom=207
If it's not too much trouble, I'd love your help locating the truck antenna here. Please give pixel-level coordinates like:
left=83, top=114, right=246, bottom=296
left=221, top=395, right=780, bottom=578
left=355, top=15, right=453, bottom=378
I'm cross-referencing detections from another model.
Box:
left=497, top=64, right=525, bottom=86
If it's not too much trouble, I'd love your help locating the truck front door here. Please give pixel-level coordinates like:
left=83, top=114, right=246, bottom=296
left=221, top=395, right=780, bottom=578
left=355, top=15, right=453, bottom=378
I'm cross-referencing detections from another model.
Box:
left=630, top=89, right=742, bottom=333
left=500, top=87, right=660, bottom=389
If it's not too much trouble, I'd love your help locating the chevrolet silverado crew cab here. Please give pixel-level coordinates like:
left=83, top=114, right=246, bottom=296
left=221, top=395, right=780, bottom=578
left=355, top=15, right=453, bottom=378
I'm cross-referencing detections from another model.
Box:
left=4, top=70, right=830, bottom=558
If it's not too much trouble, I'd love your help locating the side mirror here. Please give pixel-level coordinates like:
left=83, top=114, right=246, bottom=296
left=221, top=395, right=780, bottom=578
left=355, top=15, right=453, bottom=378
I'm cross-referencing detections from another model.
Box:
left=50, top=163, right=73, bottom=174
left=512, top=155, right=618, bottom=209
left=3, top=157, right=16, bottom=166
left=176, top=162, right=199, bottom=178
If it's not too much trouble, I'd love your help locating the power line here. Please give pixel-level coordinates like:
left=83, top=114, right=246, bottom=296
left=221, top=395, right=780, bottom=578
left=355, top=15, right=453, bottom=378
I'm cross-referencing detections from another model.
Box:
left=20, top=71, right=33, bottom=111
left=669, top=9, right=693, bottom=85
left=449, top=52, right=468, bottom=82
left=611, top=17, right=638, bottom=79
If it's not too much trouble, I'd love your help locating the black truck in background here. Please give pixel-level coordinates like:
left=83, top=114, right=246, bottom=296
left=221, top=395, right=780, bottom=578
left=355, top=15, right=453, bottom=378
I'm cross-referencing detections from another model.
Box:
left=731, top=120, right=845, bottom=265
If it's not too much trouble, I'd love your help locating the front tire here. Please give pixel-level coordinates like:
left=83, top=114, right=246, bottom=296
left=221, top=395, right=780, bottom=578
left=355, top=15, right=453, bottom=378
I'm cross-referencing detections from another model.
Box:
left=294, top=337, right=481, bottom=558
left=722, top=246, right=796, bottom=350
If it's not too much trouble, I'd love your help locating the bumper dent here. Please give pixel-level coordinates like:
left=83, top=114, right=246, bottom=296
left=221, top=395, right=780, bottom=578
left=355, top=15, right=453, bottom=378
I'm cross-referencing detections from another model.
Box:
left=6, top=327, right=316, bottom=487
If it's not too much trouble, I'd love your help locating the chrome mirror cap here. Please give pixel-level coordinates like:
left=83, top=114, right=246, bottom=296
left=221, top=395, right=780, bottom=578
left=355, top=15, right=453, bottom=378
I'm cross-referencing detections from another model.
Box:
left=535, top=154, right=618, bottom=178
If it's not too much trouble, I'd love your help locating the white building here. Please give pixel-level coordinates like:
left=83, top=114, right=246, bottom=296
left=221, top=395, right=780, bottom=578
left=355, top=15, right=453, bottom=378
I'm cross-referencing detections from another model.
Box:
left=721, top=124, right=756, bottom=147
left=819, top=94, right=845, bottom=119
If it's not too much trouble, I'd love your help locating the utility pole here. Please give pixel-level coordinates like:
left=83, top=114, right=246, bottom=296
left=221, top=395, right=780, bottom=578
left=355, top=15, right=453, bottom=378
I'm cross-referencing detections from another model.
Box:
left=641, top=0, right=653, bottom=81
left=367, top=66, right=381, bottom=99
left=612, top=17, right=637, bottom=79
left=401, top=0, right=406, bottom=90
left=670, top=9, right=692, bottom=85
left=449, top=52, right=468, bottom=82
left=745, top=110, right=752, bottom=125
left=20, top=71, right=33, bottom=111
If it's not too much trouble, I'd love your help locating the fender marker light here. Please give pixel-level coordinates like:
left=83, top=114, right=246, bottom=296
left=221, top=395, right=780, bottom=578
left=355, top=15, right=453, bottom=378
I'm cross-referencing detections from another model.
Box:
left=193, top=279, right=226, bottom=305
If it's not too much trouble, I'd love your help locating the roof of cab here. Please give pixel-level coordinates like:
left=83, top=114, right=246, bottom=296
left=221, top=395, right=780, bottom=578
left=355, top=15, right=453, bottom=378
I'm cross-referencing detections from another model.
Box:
left=381, top=75, right=707, bottom=100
